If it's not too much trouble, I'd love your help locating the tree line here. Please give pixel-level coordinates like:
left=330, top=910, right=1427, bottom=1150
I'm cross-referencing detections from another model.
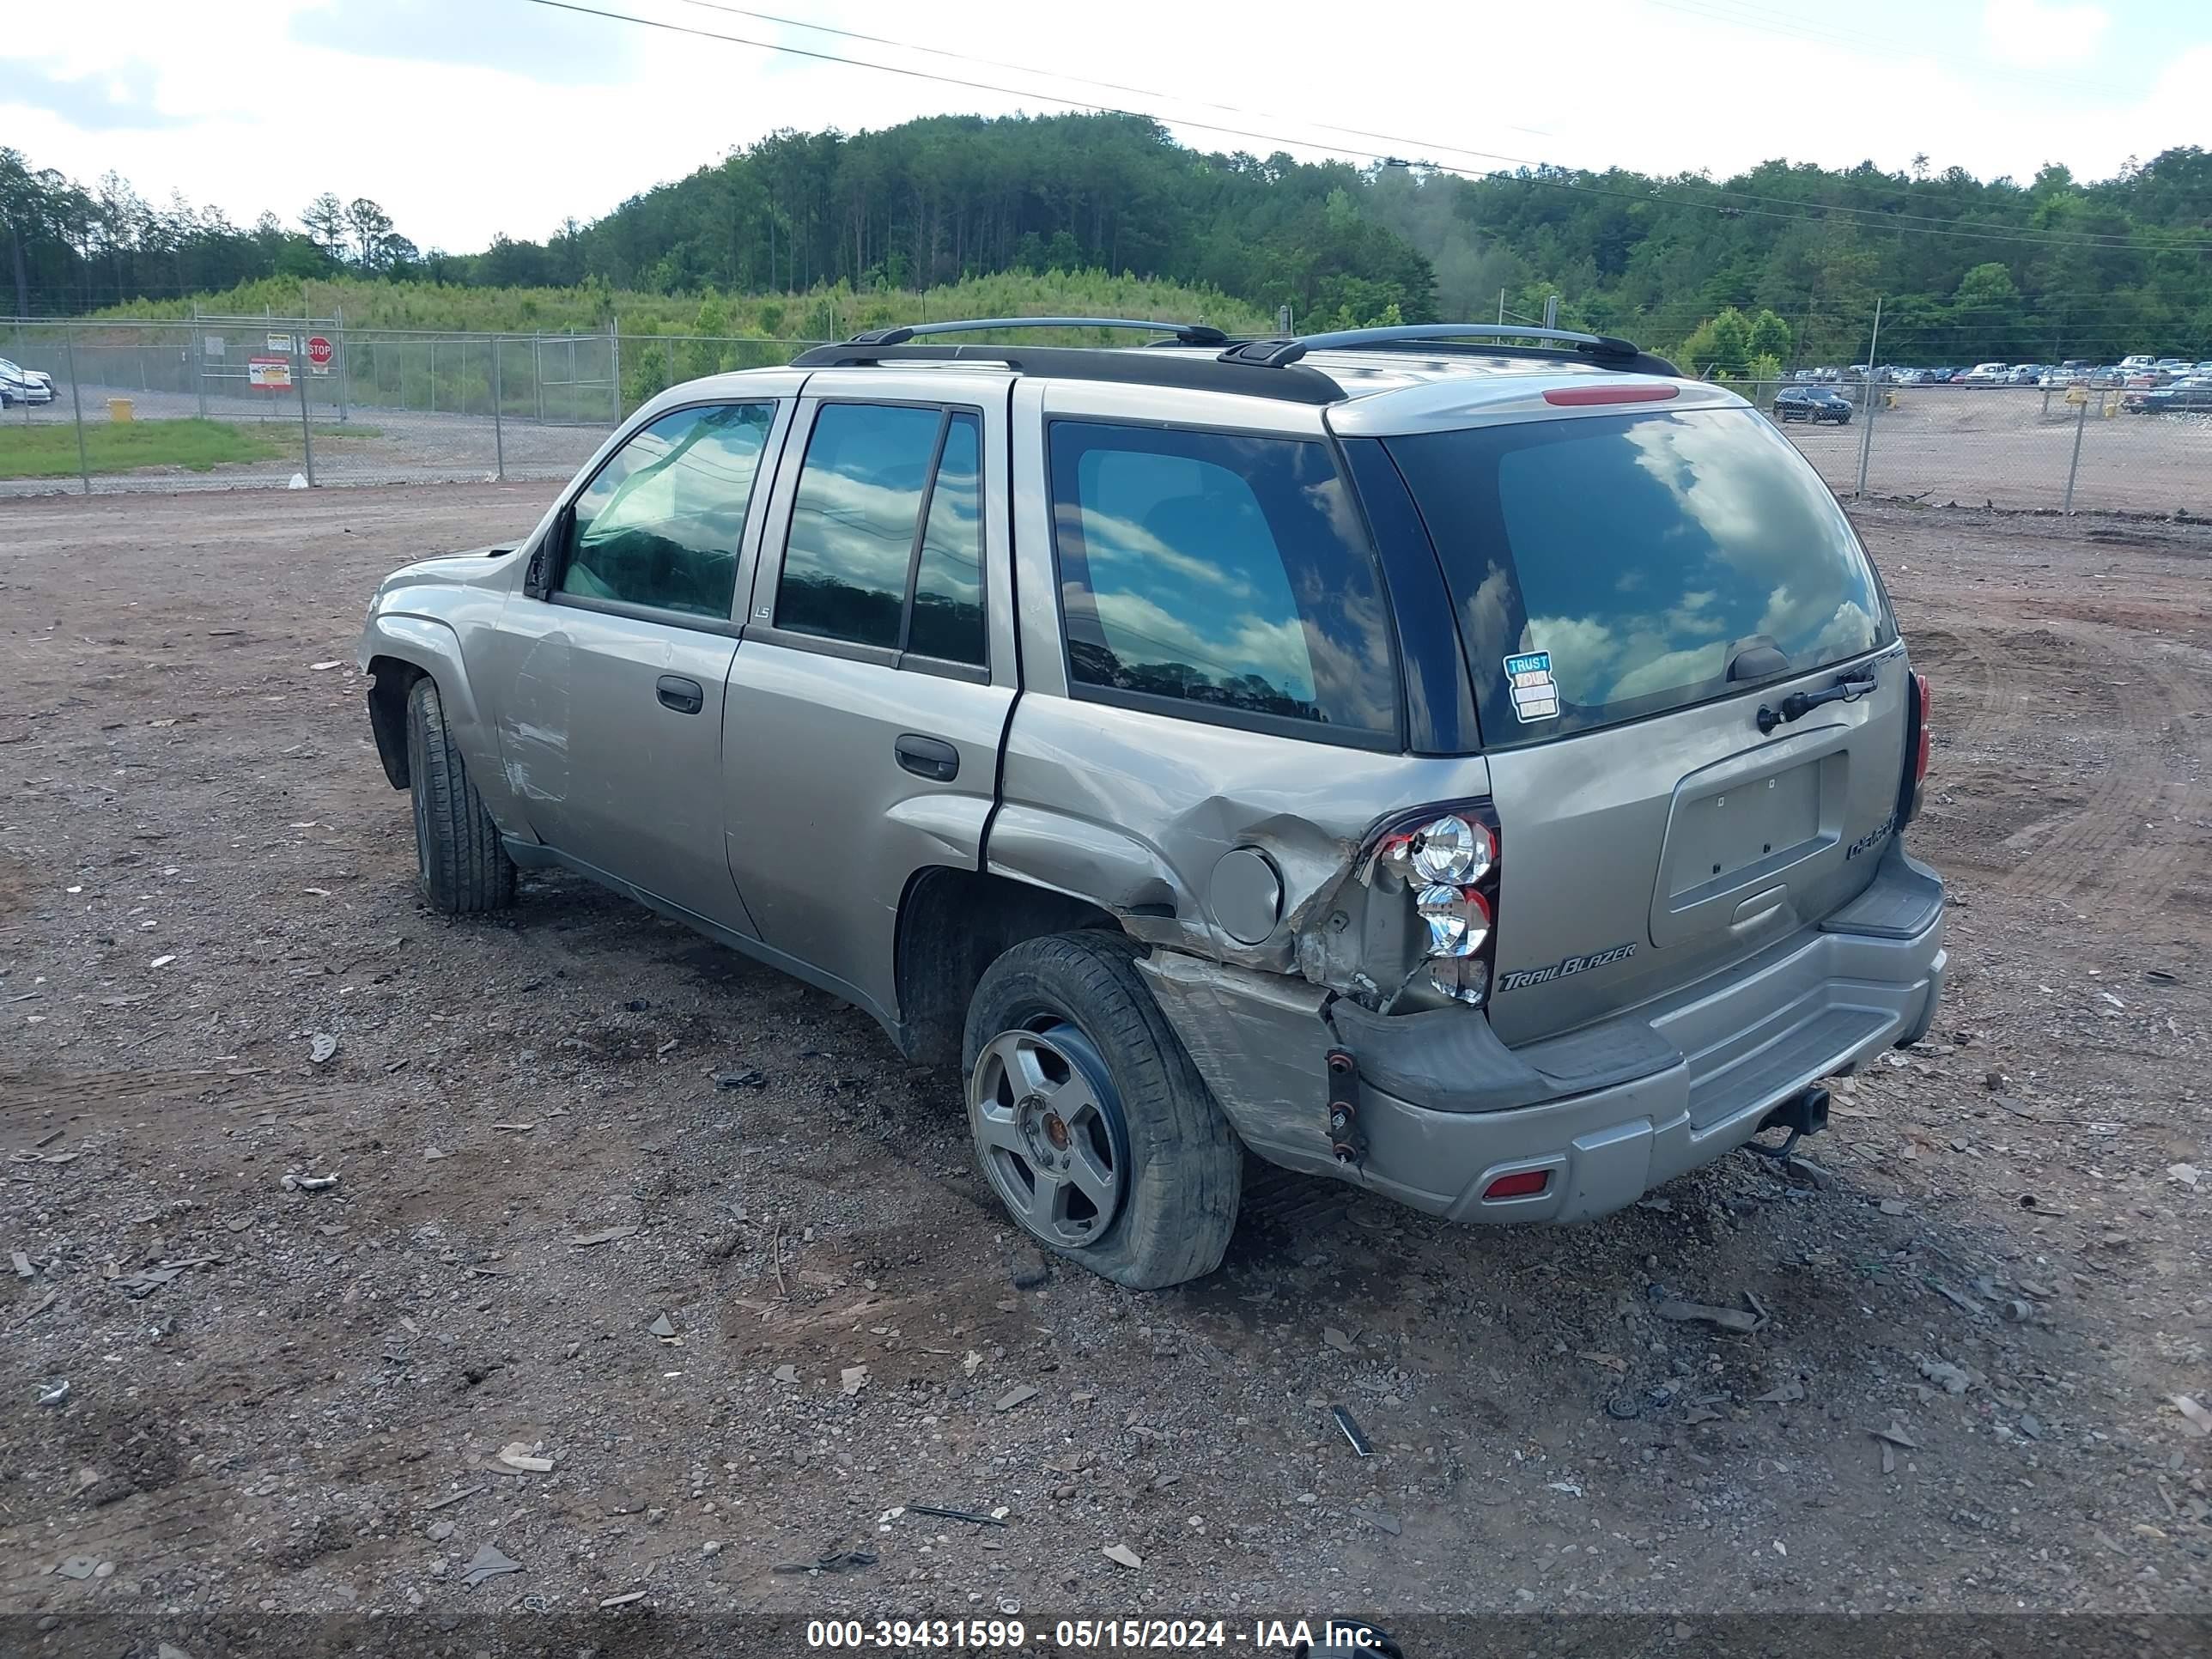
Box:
left=8, top=113, right=2209, bottom=366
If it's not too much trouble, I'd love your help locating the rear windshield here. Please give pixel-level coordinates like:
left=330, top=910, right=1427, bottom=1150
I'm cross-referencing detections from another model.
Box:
left=1385, top=408, right=1892, bottom=745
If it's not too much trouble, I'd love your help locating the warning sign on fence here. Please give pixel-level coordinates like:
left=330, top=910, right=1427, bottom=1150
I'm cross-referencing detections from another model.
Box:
left=267, top=331, right=294, bottom=354
left=248, top=356, right=293, bottom=390
left=307, top=336, right=333, bottom=375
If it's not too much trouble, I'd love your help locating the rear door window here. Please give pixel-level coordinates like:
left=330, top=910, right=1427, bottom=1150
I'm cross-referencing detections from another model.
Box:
left=1386, top=407, right=1891, bottom=745
left=774, top=402, right=987, bottom=666
left=1047, top=422, right=1398, bottom=744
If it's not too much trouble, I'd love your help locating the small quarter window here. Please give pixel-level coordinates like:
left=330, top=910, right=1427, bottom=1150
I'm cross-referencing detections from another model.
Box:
left=907, top=413, right=985, bottom=665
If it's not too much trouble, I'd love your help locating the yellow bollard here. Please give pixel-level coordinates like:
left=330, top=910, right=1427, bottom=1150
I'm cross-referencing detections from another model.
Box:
left=106, top=398, right=134, bottom=423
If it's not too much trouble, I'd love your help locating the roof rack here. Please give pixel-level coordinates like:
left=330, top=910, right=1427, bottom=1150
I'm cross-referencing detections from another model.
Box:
left=846, top=317, right=1231, bottom=348
left=1219, top=323, right=1652, bottom=370
left=786, top=341, right=1343, bottom=405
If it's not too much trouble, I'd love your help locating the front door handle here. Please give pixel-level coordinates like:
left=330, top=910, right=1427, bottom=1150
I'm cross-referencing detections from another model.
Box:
left=895, top=733, right=959, bottom=782
left=655, top=674, right=704, bottom=715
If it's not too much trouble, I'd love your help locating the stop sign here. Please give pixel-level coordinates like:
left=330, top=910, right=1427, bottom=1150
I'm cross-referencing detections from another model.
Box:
left=307, top=336, right=333, bottom=367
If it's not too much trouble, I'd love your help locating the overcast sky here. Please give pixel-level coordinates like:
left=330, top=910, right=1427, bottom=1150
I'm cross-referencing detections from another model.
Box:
left=8, top=0, right=2209, bottom=252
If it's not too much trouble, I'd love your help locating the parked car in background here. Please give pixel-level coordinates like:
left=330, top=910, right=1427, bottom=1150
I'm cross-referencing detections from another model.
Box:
left=2118, top=355, right=2156, bottom=374
left=2125, top=376, right=2212, bottom=415
left=0, top=358, right=55, bottom=407
left=1773, top=385, right=1854, bottom=423
left=1960, top=362, right=2010, bottom=386
left=354, top=317, right=1944, bottom=1287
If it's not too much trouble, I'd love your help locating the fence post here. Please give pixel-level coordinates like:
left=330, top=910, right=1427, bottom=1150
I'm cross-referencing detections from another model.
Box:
left=337, top=306, right=349, bottom=424
left=534, top=335, right=544, bottom=424
left=65, top=326, right=90, bottom=496
left=1854, top=297, right=1884, bottom=499
left=295, top=335, right=315, bottom=487
left=610, top=319, right=622, bottom=423
left=2063, top=388, right=2089, bottom=514
left=492, top=335, right=506, bottom=481
left=192, top=307, right=207, bottom=421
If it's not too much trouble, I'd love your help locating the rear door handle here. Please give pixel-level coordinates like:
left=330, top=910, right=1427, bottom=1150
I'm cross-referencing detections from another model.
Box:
left=895, top=733, right=959, bottom=781
left=655, top=674, right=704, bottom=715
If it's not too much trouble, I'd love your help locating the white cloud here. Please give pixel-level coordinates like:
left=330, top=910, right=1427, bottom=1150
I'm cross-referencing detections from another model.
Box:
left=1983, top=0, right=2111, bottom=68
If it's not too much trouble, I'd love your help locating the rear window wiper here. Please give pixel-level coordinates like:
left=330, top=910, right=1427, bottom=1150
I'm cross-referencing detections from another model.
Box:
left=1758, top=669, right=1879, bottom=734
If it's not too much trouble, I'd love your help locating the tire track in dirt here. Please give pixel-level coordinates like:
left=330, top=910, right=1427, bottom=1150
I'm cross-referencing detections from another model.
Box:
left=2005, top=619, right=2208, bottom=920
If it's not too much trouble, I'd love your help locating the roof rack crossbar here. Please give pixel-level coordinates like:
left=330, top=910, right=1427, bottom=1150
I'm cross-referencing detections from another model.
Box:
left=1221, top=323, right=1644, bottom=369
left=786, top=341, right=1343, bottom=405
left=847, top=316, right=1231, bottom=348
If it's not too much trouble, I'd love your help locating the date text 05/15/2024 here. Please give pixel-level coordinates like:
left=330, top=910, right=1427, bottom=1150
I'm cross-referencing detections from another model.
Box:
left=805, top=1618, right=1390, bottom=1650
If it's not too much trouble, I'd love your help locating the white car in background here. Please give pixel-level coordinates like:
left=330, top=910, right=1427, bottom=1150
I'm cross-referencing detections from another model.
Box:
left=0, top=357, right=56, bottom=407
left=1959, top=362, right=2010, bottom=386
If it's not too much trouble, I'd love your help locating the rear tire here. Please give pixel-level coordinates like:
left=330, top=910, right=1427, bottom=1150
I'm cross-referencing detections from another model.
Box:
left=405, top=676, right=516, bottom=914
left=963, top=932, right=1241, bottom=1290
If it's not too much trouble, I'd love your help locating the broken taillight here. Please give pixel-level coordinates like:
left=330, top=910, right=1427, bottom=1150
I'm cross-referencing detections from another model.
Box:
left=1361, top=804, right=1501, bottom=1009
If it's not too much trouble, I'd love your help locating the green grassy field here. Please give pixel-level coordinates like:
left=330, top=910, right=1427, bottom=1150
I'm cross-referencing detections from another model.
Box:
left=89, top=270, right=1275, bottom=340
left=0, top=418, right=289, bottom=478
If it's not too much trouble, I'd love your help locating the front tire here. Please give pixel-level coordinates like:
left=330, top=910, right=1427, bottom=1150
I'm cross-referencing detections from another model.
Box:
left=405, top=677, right=516, bottom=914
left=963, top=933, right=1241, bottom=1290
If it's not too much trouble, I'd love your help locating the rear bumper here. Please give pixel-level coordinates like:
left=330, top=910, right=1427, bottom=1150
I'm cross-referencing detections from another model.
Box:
left=1140, top=844, right=1945, bottom=1225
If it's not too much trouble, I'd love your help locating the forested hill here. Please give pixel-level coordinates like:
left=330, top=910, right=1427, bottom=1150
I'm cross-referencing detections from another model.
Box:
left=10, top=112, right=2211, bottom=362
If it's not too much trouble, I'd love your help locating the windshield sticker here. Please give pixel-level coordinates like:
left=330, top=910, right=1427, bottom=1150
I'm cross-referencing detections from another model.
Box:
left=1504, top=651, right=1560, bottom=722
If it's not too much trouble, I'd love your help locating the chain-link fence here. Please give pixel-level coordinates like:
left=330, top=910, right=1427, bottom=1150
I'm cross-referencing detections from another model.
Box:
left=1735, top=375, right=2212, bottom=517
left=0, top=317, right=818, bottom=495
left=4, top=315, right=2209, bottom=515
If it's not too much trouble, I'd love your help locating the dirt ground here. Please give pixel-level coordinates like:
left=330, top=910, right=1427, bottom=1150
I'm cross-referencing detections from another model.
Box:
left=2, top=484, right=2209, bottom=1642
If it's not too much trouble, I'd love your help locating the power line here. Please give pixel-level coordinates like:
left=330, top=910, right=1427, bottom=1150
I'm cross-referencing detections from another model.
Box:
left=685, top=0, right=2194, bottom=252
left=685, top=0, right=2174, bottom=252
left=513, top=0, right=2212, bottom=254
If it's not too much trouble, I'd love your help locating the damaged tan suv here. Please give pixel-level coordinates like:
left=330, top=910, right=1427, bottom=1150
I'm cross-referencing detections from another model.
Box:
left=360, top=319, right=1946, bottom=1288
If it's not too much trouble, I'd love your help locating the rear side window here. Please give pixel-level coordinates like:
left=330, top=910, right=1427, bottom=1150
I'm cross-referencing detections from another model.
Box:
left=1386, top=408, right=1891, bottom=744
left=775, top=402, right=986, bottom=665
left=1048, top=422, right=1397, bottom=743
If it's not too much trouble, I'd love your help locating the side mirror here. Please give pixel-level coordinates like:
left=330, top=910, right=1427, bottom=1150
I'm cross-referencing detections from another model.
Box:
left=525, top=508, right=568, bottom=599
